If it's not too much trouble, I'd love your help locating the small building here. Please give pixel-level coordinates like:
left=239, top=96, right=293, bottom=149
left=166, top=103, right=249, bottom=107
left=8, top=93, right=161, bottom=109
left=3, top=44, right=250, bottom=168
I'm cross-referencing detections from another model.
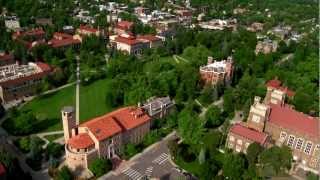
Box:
left=141, top=96, right=175, bottom=120
left=199, top=56, right=234, bottom=86
left=134, top=7, right=150, bottom=17
left=114, top=34, right=149, bottom=55
left=137, top=35, right=162, bottom=49
left=255, top=39, right=278, bottom=54
left=12, top=28, right=46, bottom=49
left=114, top=21, right=134, bottom=35
left=4, top=16, right=20, bottom=31
left=269, top=25, right=292, bottom=40
left=48, top=32, right=81, bottom=50
left=0, top=62, right=52, bottom=103
left=198, top=19, right=237, bottom=31
left=247, top=22, right=264, bottom=32
left=76, top=25, right=101, bottom=37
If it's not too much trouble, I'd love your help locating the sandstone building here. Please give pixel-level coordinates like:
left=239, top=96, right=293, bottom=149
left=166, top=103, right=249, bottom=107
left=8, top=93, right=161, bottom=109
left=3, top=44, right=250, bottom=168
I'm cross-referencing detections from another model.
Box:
left=226, top=79, right=320, bottom=173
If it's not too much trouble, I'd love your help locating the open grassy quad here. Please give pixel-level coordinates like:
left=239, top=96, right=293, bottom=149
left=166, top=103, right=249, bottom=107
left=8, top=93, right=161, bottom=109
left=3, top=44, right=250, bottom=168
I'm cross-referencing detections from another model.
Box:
left=18, top=78, right=113, bottom=132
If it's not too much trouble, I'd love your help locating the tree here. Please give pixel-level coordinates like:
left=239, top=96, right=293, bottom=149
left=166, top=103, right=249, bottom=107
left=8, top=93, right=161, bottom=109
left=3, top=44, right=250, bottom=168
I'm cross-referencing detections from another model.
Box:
left=178, top=107, right=204, bottom=145
left=246, top=142, right=263, bottom=165
left=46, top=142, right=63, bottom=158
left=259, top=146, right=292, bottom=175
left=202, top=130, right=222, bottom=152
left=306, top=172, right=319, bottom=180
left=223, top=88, right=235, bottom=117
left=18, top=137, right=31, bottom=153
left=55, top=166, right=73, bottom=180
left=204, top=105, right=223, bottom=128
left=223, top=153, right=246, bottom=180
left=89, top=158, right=112, bottom=177
left=167, top=139, right=179, bottom=158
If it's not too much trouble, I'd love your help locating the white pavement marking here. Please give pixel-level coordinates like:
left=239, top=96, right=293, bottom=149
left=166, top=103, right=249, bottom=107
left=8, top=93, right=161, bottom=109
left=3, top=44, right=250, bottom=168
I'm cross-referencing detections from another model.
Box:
left=122, top=167, right=143, bottom=180
left=145, top=166, right=153, bottom=178
left=152, top=153, right=169, bottom=165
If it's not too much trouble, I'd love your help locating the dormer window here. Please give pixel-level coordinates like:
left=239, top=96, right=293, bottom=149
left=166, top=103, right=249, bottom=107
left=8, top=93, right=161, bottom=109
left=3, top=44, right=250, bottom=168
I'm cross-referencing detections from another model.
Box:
left=295, top=138, right=304, bottom=150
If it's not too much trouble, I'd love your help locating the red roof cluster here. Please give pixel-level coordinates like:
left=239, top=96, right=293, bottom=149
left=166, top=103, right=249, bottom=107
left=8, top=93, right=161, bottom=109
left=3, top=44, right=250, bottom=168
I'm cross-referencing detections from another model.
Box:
left=269, top=104, right=319, bottom=139
left=68, top=107, right=151, bottom=149
left=137, top=35, right=161, bottom=42
left=48, top=32, right=81, bottom=48
left=78, top=25, right=99, bottom=33
left=116, top=21, right=134, bottom=31
left=0, top=53, right=14, bottom=62
left=230, top=123, right=269, bottom=145
left=12, top=28, right=45, bottom=39
left=266, top=79, right=295, bottom=97
left=115, top=36, right=142, bottom=45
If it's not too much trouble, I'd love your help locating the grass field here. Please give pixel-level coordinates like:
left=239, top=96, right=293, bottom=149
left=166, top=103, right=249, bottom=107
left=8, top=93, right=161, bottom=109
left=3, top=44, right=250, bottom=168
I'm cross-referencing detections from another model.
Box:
left=19, top=78, right=113, bottom=132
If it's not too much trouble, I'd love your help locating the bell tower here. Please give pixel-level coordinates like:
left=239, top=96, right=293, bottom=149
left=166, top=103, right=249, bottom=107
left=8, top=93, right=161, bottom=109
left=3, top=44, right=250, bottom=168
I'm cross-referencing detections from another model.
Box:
left=62, top=106, right=77, bottom=141
left=246, top=96, right=269, bottom=132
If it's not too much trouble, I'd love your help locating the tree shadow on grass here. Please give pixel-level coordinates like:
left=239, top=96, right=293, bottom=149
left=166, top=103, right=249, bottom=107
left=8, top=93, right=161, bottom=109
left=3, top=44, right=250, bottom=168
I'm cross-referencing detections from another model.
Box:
left=34, top=118, right=61, bottom=133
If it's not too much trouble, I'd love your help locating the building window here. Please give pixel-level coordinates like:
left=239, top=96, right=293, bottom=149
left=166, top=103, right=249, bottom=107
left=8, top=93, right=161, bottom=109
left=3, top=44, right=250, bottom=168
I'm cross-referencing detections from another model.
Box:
left=295, top=138, right=304, bottom=150
left=280, top=131, right=287, bottom=139
left=245, top=142, right=250, bottom=148
left=287, top=135, right=295, bottom=147
left=304, top=141, right=313, bottom=155
left=252, top=115, right=260, bottom=123
left=237, top=139, right=243, bottom=145
left=228, top=143, right=234, bottom=149
left=229, top=136, right=235, bottom=142
left=235, top=145, right=241, bottom=152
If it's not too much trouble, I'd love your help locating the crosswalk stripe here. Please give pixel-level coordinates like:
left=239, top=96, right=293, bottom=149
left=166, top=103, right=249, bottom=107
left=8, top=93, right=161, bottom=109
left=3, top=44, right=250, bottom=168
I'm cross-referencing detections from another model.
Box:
left=122, top=168, right=143, bottom=180
left=152, top=153, right=169, bottom=164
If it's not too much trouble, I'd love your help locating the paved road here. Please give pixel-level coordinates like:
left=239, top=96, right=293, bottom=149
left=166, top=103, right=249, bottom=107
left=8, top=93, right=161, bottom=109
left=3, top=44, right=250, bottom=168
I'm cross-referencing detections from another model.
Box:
left=101, top=132, right=193, bottom=180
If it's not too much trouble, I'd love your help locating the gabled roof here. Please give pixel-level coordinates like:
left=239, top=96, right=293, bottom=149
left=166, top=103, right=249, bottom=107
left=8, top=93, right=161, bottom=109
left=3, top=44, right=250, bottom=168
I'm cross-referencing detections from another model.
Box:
left=78, top=25, right=98, bottom=33
left=81, top=115, right=122, bottom=141
left=230, top=123, right=269, bottom=145
left=269, top=104, right=319, bottom=139
left=116, top=21, right=134, bottom=30
left=115, top=36, right=143, bottom=45
left=78, top=106, right=151, bottom=142
left=137, top=35, right=161, bottom=42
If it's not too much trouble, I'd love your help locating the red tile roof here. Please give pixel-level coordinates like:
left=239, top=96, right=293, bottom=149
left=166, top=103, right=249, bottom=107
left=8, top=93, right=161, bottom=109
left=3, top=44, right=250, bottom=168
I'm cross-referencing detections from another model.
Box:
left=53, top=32, right=73, bottom=39
left=0, top=53, right=14, bottom=62
left=13, top=28, right=45, bottom=39
left=68, top=133, right=95, bottom=149
left=266, top=79, right=295, bottom=97
left=36, top=62, right=51, bottom=72
left=115, top=36, right=143, bottom=45
left=79, top=25, right=98, bottom=33
left=0, top=163, right=5, bottom=176
left=78, top=107, right=151, bottom=141
left=269, top=104, right=319, bottom=139
left=48, top=38, right=81, bottom=48
left=116, top=21, right=134, bottom=30
left=230, top=123, right=269, bottom=145
left=81, top=116, right=122, bottom=141
left=110, top=107, right=151, bottom=130
left=137, top=35, right=161, bottom=42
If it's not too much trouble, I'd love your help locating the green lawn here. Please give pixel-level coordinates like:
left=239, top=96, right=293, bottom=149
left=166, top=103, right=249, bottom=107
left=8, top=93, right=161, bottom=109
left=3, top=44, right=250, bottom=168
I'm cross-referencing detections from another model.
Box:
left=19, top=78, right=113, bottom=132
